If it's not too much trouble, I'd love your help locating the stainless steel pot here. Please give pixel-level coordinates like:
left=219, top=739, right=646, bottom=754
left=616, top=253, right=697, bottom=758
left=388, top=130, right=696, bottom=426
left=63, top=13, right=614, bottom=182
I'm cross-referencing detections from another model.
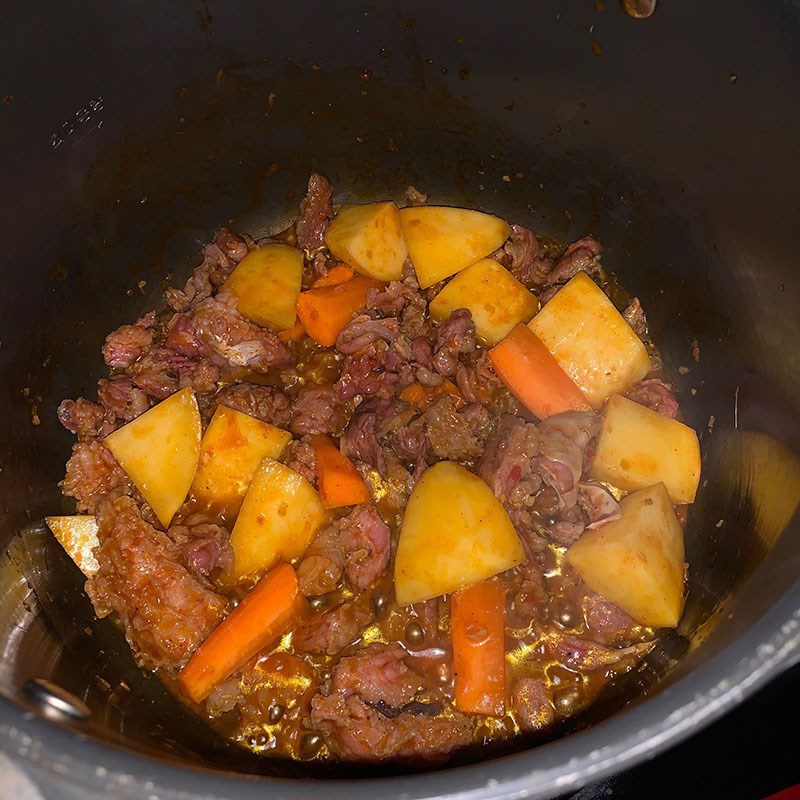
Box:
left=1, top=1, right=799, bottom=796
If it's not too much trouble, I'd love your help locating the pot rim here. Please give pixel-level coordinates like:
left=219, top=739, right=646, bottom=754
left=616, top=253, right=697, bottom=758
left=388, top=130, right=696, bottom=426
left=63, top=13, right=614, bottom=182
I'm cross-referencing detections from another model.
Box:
left=2, top=582, right=798, bottom=800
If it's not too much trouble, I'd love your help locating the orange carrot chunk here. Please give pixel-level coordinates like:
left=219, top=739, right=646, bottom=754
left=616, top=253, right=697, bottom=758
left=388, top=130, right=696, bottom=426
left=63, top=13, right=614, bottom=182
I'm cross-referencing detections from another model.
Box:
left=178, top=562, right=302, bottom=704
left=398, top=379, right=465, bottom=409
left=296, top=276, right=382, bottom=347
left=310, top=263, right=355, bottom=288
left=451, top=579, right=507, bottom=716
left=277, top=318, right=305, bottom=342
left=309, top=433, right=370, bottom=509
left=488, top=323, right=591, bottom=419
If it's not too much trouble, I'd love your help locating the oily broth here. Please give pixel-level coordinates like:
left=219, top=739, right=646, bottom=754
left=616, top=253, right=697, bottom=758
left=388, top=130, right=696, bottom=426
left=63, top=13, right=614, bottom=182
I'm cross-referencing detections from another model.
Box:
left=175, top=347, right=658, bottom=760
left=190, top=532, right=655, bottom=759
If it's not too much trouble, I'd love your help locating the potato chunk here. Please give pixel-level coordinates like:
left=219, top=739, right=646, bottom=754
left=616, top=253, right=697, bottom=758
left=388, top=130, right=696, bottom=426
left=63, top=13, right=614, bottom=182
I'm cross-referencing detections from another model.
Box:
left=325, top=202, right=407, bottom=281
left=229, top=457, right=326, bottom=581
left=566, top=483, right=686, bottom=628
left=104, top=387, right=201, bottom=527
left=394, top=462, right=525, bottom=605
left=528, top=272, right=650, bottom=407
left=429, top=258, right=539, bottom=346
left=399, top=206, right=511, bottom=289
left=191, top=405, right=292, bottom=514
left=591, top=394, right=701, bottom=504
left=45, top=515, right=99, bottom=575
left=221, top=243, right=303, bottom=331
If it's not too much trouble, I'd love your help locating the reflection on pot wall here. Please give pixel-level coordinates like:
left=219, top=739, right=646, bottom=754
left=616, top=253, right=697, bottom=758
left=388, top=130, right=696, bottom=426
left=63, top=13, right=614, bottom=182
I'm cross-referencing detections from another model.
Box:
left=684, top=428, right=800, bottom=651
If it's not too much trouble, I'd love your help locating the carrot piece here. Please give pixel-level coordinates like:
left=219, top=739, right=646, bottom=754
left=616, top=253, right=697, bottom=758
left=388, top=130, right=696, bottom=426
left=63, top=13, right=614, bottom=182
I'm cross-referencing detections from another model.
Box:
left=488, top=323, right=591, bottom=419
left=296, top=276, right=382, bottom=347
left=451, top=579, right=507, bottom=715
left=310, top=263, right=355, bottom=288
left=178, top=562, right=302, bottom=704
left=277, top=318, right=305, bottom=342
left=309, top=433, right=370, bottom=509
left=398, top=379, right=466, bottom=409
left=398, top=382, right=428, bottom=406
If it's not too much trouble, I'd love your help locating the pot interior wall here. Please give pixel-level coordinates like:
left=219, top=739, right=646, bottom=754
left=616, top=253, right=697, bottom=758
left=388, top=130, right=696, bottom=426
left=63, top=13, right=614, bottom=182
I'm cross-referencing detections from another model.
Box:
left=0, top=0, right=799, bottom=780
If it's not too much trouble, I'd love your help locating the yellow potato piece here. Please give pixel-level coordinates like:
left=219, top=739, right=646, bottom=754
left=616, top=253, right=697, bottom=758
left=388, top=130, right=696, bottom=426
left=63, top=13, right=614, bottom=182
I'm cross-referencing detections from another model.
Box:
left=104, top=387, right=201, bottom=527
left=399, top=206, right=511, bottom=289
left=221, top=243, right=303, bottom=331
left=325, top=202, right=407, bottom=281
left=591, top=394, right=701, bottom=504
left=45, top=515, right=99, bottom=576
left=394, top=462, right=525, bottom=605
left=429, top=258, right=539, bottom=346
left=229, top=457, right=326, bottom=581
left=528, top=272, right=651, bottom=407
left=191, top=405, right=292, bottom=514
left=566, top=483, right=686, bottom=628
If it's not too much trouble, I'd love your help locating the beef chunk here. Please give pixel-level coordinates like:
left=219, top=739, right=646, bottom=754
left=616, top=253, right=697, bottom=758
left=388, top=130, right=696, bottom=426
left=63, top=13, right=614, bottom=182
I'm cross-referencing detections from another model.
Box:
left=294, top=597, right=374, bottom=655
left=309, top=644, right=471, bottom=761
left=102, top=312, right=156, bottom=369
left=213, top=382, right=292, bottom=427
left=297, top=505, right=390, bottom=595
left=87, top=497, right=226, bottom=669
left=296, top=173, right=333, bottom=251
left=61, top=441, right=131, bottom=513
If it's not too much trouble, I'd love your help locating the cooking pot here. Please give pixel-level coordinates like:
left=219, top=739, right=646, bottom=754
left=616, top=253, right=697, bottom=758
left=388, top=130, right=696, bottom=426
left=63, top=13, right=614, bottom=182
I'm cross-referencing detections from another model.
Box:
left=1, top=1, right=799, bottom=797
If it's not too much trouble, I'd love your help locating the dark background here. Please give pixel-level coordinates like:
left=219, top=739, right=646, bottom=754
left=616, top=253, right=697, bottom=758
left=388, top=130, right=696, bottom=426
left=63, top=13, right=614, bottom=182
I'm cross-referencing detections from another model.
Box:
left=576, top=665, right=799, bottom=799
